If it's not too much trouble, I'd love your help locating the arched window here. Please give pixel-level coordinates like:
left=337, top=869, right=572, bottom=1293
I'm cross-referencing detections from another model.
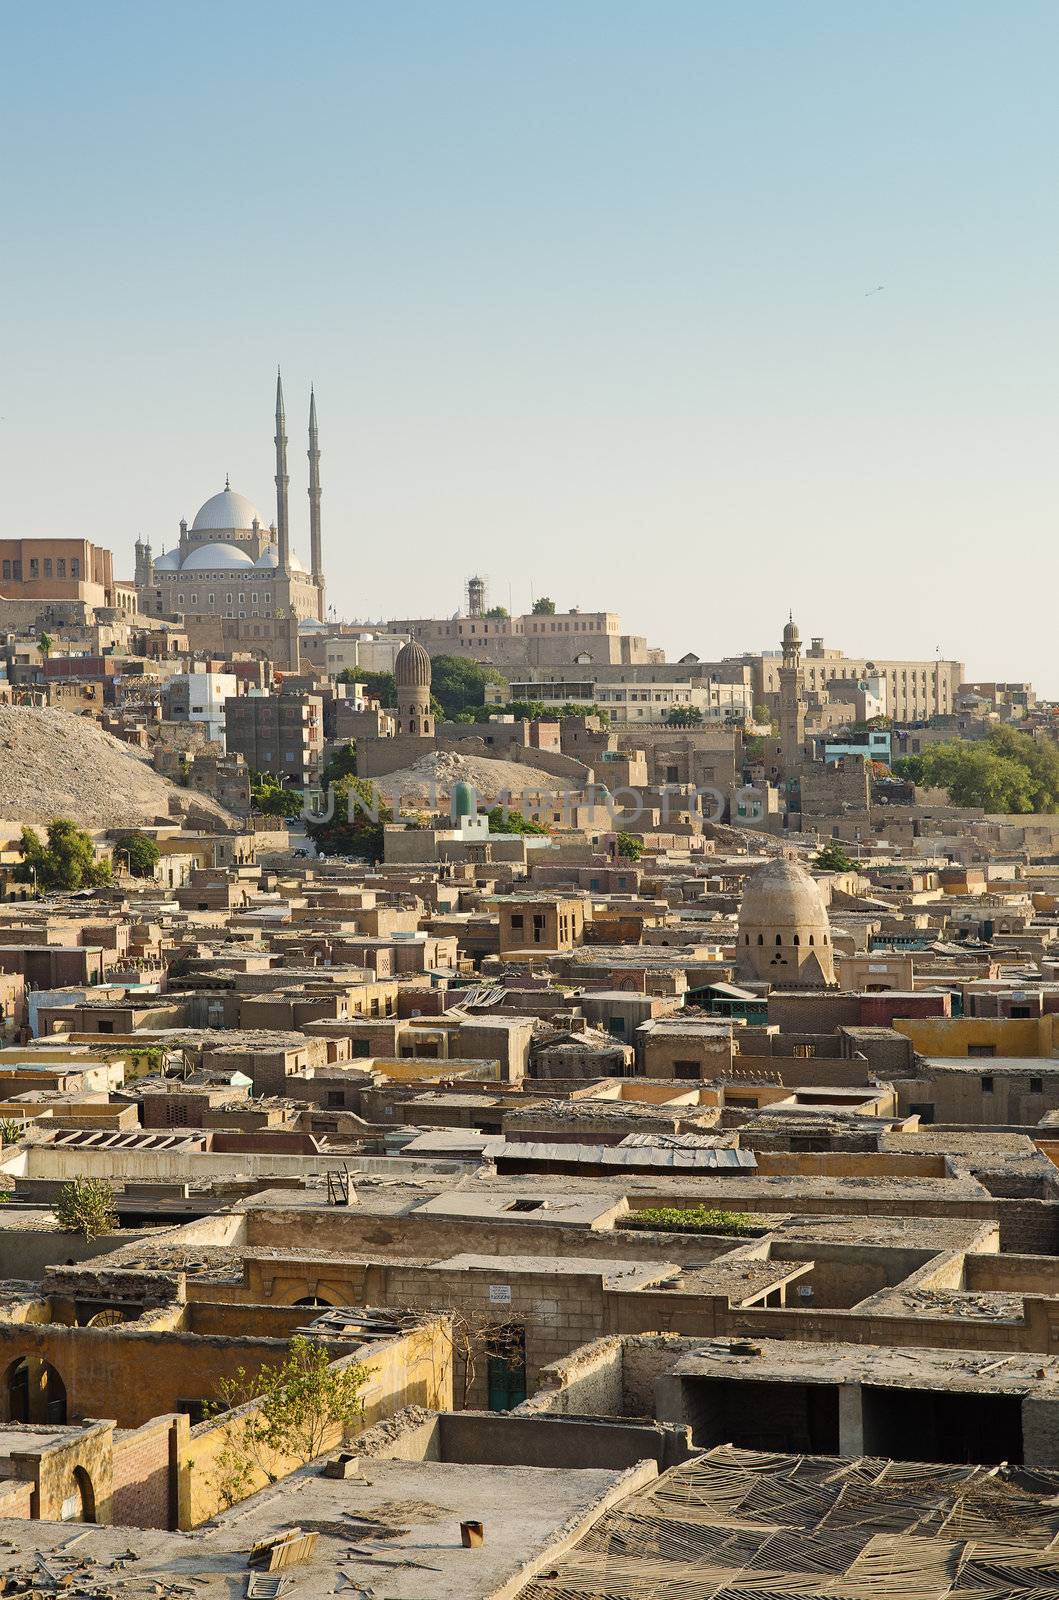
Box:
left=744, top=934, right=750, bottom=945
left=809, top=934, right=815, bottom=945
left=757, top=934, right=763, bottom=945
left=793, top=934, right=800, bottom=945
left=775, top=933, right=782, bottom=945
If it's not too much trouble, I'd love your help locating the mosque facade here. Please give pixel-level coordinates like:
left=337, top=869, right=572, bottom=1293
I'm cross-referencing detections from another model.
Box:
left=133, top=375, right=325, bottom=626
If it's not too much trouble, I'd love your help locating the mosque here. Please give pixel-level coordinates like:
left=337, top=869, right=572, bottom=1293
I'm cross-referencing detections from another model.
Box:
left=134, top=374, right=325, bottom=626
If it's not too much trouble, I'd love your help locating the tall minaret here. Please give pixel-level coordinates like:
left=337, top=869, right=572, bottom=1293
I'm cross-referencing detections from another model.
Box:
left=777, top=611, right=806, bottom=777
left=274, top=368, right=291, bottom=576
left=308, top=386, right=325, bottom=621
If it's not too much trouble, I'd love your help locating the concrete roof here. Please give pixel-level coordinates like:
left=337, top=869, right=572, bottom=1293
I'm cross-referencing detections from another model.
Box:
left=432, top=1252, right=679, bottom=1291
left=671, top=1334, right=1059, bottom=1394
left=0, top=1456, right=641, bottom=1599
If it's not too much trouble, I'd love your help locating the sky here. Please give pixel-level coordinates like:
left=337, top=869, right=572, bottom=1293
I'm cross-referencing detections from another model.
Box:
left=2, top=1, right=1058, bottom=688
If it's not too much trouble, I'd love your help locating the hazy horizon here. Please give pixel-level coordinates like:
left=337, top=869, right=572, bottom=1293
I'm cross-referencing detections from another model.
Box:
left=3, top=1, right=1057, bottom=689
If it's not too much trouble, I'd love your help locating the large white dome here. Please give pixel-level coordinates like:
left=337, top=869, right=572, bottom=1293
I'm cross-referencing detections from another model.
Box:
left=180, top=541, right=256, bottom=571
left=152, top=549, right=180, bottom=571
left=191, top=486, right=267, bottom=533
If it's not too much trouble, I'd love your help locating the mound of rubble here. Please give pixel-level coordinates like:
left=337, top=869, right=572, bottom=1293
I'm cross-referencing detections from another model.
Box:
left=0, top=705, right=236, bottom=830
left=371, top=748, right=577, bottom=810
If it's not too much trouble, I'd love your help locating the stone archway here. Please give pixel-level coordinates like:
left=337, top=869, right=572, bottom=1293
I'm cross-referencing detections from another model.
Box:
left=5, top=1356, right=67, bottom=1424
left=71, top=1466, right=96, bottom=1523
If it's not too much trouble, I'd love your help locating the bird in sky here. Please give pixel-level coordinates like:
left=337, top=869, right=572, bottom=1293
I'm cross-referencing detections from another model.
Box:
left=865, top=285, right=885, bottom=297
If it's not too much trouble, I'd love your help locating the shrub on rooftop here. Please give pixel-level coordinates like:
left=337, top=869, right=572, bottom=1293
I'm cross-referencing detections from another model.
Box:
left=621, top=1205, right=758, bottom=1237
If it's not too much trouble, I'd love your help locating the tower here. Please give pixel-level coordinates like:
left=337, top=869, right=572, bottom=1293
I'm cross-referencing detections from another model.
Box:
left=308, top=387, right=325, bottom=622
left=466, top=575, right=485, bottom=618
left=393, top=638, right=435, bottom=738
left=133, top=537, right=153, bottom=588
left=778, top=612, right=806, bottom=776
left=274, top=369, right=291, bottom=576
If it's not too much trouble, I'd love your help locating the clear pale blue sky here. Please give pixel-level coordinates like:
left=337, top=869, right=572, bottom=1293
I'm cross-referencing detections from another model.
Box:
left=3, top=1, right=1058, bottom=687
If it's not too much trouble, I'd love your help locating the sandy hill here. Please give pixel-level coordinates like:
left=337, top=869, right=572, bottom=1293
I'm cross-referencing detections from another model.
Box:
left=0, top=706, right=236, bottom=831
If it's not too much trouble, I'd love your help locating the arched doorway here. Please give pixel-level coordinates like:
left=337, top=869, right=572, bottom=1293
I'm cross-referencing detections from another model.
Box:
left=72, top=1466, right=96, bottom=1523
left=6, top=1356, right=67, bottom=1424
left=294, top=1294, right=337, bottom=1308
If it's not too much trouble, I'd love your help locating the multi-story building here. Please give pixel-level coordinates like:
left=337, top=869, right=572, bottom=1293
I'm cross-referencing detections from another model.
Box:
left=163, top=672, right=239, bottom=749
left=731, top=635, right=964, bottom=722
left=224, top=688, right=323, bottom=786
left=0, top=540, right=121, bottom=610
left=298, top=628, right=409, bottom=678
left=496, top=659, right=753, bottom=726
left=390, top=583, right=662, bottom=670
left=499, top=671, right=751, bottom=724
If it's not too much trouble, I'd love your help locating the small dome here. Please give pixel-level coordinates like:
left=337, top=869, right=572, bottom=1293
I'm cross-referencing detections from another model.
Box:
left=180, top=541, right=256, bottom=571
left=152, top=549, right=180, bottom=571
left=253, top=546, right=307, bottom=572
left=783, top=615, right=801, bottom=648
left=191, top=486, right=267, bottom=533
left=395, top=638, right=431, bottom=689
left=452, top=781, right=476, bottom=819
left=738, top=855, right=829, bottom=935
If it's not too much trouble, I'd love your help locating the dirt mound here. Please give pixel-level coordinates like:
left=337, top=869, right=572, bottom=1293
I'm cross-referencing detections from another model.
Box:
left=372, top=749, right=575, bottom=811
left=0, top=706, right=236, bottom=831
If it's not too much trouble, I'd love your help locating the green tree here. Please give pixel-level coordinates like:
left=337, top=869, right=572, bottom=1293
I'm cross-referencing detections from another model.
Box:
left=18, top=820, right=112, bottom=891
left=306, top=775, right=393, bottom=861
left=666, top=706, right=703, bottom=726
left=814, top=840, right=855, bottom=873
left=532, top=597, right=557, bottom=615
left=486, top=805, right=548, bottom=835
left=52, top=1178, right=118, bottom=1239
left=429, top=655, right=507, bottom=719
left=616, top=832, right=644, bottom=860
left=115, top=831, right=161, bottom=879
left=37, top=631, right=53, bottom=660
left=484, top=605, right=509, bottom=620
left=340, top=668, right=396, bottom=706
left=322, top=742, right=357, bottom=786
left=557, top=702, right=609, bottom=724
left=250, top=772, right=303, bottom=819
left=892, top=725, right=1059, bottom=814
left=499, top=699, right=550, bottom=721
left=211, top=1335, right=370, bottom=1498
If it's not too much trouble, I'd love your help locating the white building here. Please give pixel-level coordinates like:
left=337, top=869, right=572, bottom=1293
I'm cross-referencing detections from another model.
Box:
left=163, top=671, right=239, bottom=749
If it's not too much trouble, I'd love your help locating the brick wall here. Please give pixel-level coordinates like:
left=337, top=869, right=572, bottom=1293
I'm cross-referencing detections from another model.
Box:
left=111, top=1417, right=177, bottom=1528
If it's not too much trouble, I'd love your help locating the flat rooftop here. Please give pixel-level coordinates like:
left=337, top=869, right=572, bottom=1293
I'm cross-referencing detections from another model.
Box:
left=0, top=1456, right=638, bottom=1600
left=672, top=1335, right=1059, bottom=1394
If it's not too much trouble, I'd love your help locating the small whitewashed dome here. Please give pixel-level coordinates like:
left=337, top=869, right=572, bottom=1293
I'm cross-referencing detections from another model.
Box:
left=191, top=486, right=266, bottom=533
left=254, top=546, right=307, bottom=572
left=152, top=549, right=180, bottom=571
left=180, top=541, right=256, bottom=571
